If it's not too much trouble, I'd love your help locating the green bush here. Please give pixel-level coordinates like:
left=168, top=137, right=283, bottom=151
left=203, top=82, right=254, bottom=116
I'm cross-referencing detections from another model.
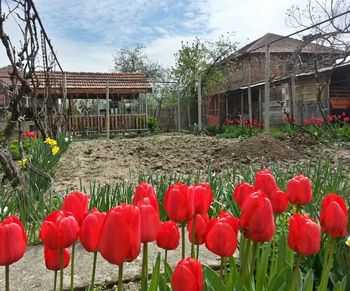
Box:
left=147, top=117, right=162, bottom=133
left=216, top=124, right=262, bottom=139
left=9, top=139, right=32, bottom=160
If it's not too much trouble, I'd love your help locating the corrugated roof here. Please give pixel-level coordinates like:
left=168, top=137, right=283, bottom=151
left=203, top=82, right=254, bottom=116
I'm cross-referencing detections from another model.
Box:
left=0, top=68, right=152, bottom=91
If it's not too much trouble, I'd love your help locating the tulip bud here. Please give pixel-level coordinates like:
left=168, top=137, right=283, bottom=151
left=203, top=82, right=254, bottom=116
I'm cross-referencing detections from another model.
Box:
left=320, top=194, right=348, bottom=238
left=172, top=258, right=203, bottom=291
left=233, top=182, right=254, bottom=207
left=132, top=182, right=159, bottom=212
left=286, top=174, right=312, bottom=205
left=288, top=214, right=320, bottom=256
left=62, top=191, right=89, bottom=225
left=156, top=221, right=180, bottom=250
left=187, top=213, right=209, bottom=245
left=44, top=246, right=70, bottom=271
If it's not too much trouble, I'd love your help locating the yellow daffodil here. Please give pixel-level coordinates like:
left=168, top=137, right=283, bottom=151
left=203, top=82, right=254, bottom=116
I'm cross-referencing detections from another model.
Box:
left=44, top=137, right=57, bottom=147
left=52, top=146, right=60, bottom=155
left=346, top=236, right=350, bottom=247
left=18, top=159, right=27, bottom=168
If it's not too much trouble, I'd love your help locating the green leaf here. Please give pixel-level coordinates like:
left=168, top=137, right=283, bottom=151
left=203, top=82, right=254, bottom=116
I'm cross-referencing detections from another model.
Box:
left=333, top=276, right=347, bottom=291
left=267, top=266, right=292, bottom=291
left=149, top=253, right=161, bottom=291
left=256, top=242, right=271, bottom=291
left=225, top=257, right=238, bottom=291
left=203, top=265, right=225, bottom=291
left=303, top=269, right=314, bottom=291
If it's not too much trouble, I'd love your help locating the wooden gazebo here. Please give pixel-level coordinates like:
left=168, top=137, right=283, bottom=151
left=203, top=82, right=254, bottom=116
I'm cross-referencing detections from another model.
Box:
left=37, top=71, right=152, bottom=134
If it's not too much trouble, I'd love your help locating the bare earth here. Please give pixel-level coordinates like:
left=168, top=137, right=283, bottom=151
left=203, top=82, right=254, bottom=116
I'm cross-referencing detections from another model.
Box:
left=54, top=134, right=310, bottom=194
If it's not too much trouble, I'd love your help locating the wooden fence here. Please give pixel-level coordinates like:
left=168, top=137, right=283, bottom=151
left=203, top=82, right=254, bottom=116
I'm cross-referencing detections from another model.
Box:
left=60, top=114, right=148, bottom=134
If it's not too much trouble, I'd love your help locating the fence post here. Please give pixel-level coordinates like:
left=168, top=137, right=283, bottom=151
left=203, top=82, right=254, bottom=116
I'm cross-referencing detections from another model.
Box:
left=197, top=73, right=202, bottom=131
left=248, top=61, right=253, bottom=126
left=177, top=83, right=181, bottom=132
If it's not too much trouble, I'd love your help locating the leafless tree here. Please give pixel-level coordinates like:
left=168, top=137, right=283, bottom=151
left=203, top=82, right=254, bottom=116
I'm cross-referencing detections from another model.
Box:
left=287, top=0, right=350, bottom=122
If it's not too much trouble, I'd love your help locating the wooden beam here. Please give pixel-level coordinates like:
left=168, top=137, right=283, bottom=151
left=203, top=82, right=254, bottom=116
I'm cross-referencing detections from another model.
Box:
left=264, top=44, right=270, bottom=132
left=106, top=82, right=110, bottom=139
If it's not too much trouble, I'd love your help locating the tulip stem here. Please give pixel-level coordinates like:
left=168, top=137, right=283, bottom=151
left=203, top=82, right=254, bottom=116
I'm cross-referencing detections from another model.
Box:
left=196, top=244, right=199, bottom=260
left=251, top=242, right=259, bottom=276
left=54, top=270, right=57, bottom=291
left=220, top=257, right=224, bottom=280
left=70, top=243, right=75, bottom=291
left=164, top=250, right=168, bottom=282
left=141, top=242, right=148, bottom=291
left=90, top=251, right=98, bottom=291
left=60, top=248, right=64, bottom=291
left=191, top=215, right=197, bottom=258
left=181, top=223, right=185, bottom=259
left=291, top=253, right=302, bottom=291
left=237, top=239, right=251, bottom=291
left=5, top=265, right=9, bottom=291
left=318, top=237, right=335, bottom=291
left=117, top=264, right=123, bottom=291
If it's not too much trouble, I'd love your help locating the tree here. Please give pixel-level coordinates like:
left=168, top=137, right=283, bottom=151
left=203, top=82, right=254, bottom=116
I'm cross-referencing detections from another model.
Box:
left=113, top=43, right=162, bottom=80
left=0, top=0, right=61, bottom=187
left=172, top=33, right=237, bottom=126
left=286, top=0, right=350, bottom=122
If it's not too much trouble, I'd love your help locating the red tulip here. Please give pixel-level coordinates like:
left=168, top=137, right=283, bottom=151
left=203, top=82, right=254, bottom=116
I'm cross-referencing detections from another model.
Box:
left=164, top=183, right=194, bottom=223
left=80, top=208, right=106, bottom=252
left=240, top=191, right=275, bottom=242
left=39, top=210, right=80, bottom=249
left=62, top=191, right=89, bottom=225
left=326, top=115, right=333, bottom=123
left=132, top=182, right=159, bottom=212
left=156, top=221, right=180, bottom=250
left=288, top=214, right=320, bottom=256
left=319, top=194, right=348, bottom=238
left=98, top=204, right=141, bottom=266
left=233, top=182, right=254, bottom=207
left=205, top=212, right=239, bottom=257
left=172, top=258, right=203, bottom=291
left=22, top=131, right=37, bottom=138
left=187, top=213, right=209, bottom=245
left=272, top=189, right=289, bottom=214
left=0, top=216, right=27, bottom=266
left=344, top=117, right=350, bottom=123
left=254, top=169, right=277, bottom=199
left=44, top=246, right=70, bottom=271
left=189, top=183, right=213, bottom=214
left=136, top=197, right=160, bottom=242
left=286, top=174, right=312, bottom=205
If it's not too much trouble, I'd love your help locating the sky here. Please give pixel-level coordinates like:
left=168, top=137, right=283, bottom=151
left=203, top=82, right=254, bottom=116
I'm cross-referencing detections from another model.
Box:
left=0, top=0, right=308, bottom=72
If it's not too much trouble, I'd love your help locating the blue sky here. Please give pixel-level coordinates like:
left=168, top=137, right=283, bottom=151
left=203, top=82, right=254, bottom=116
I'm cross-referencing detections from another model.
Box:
left=0, top=0, right=307, bottom=72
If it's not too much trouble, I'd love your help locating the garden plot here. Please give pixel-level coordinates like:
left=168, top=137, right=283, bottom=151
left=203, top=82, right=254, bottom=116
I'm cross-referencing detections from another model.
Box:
left=54, top=134, right=307, bottom=194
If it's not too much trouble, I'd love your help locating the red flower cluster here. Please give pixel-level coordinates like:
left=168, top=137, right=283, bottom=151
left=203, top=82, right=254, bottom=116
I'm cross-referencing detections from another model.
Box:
left=22, top=131, right=37, bottom=138
left=304, top=116, right=323, bottom=126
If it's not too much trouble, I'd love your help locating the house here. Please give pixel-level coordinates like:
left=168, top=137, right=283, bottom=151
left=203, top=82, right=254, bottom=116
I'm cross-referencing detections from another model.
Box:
left=0, top=67, right=152, bottom=134
left=207, top=33, right=349, bottom=126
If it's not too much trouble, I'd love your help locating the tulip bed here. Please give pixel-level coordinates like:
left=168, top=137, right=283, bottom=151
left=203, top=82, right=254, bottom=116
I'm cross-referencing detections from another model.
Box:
left=0, top=154, right=349, bottom=290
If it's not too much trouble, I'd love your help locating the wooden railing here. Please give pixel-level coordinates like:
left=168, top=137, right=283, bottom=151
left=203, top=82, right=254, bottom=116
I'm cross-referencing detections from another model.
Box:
left=60, top=114, right=148, bottom=133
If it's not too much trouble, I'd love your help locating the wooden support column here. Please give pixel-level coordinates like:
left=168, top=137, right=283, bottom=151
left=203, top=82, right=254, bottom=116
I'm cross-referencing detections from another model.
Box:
left=225, top=95, right=228, bottom=119
left=240, top=91, right=244, bottom=116
left=248, top=62, right=253, bottom=126
left=258, top=87, right=262, bottom=122
left=291, top=74, right=297, bottom=123
left=177, top=83, right=181, bottom=132
left=62, top=73, right=68, bottom=133
left=264, top=44, right=270, bottom=132
left=106, top=82, right=110, bottom=139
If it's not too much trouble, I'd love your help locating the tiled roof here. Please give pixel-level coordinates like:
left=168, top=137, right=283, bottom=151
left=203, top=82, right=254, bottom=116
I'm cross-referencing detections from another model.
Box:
left=0, top=68, right=152, bottom=91
left=238, top=33, right=342, bottom=54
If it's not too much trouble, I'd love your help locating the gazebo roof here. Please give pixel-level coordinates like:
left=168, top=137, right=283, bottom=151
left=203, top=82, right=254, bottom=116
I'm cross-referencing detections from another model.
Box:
left=0, top=67, right=152, bottom=96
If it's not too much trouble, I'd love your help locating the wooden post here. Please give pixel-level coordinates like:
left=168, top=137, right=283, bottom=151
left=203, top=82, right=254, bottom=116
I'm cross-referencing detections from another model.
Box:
left=106, top=82, right=110, bottom=139
left=291, top=74, right=297, bottom=123
left=62, top=73, right=68, bottom=133
left=177, top=83, right=181, bottom=132
left=264, top=44, right=270, bottom=132
left=225, top=95, right=228, bottom=119
left=258, top=87, right=262, bottom=122
left=197, top=73, right=202, bottom=131
left=248, top=62, right=253, bottom=126
left=240, top=91, right=244, bottom=117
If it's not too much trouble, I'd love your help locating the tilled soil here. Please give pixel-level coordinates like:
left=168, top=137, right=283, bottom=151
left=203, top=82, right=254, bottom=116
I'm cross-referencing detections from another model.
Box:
left=54, top=134, right=308, bottom=193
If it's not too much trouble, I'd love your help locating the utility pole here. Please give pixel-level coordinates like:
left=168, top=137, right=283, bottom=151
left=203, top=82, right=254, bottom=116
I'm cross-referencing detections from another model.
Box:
left=264, top=44, right=270, bottom=132
left=197, top=73, right=202, bottom=131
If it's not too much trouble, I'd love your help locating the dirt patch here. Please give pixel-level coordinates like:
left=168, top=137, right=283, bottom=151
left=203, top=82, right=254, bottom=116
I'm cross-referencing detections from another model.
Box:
left=54, top=134, right=307, bottom=193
